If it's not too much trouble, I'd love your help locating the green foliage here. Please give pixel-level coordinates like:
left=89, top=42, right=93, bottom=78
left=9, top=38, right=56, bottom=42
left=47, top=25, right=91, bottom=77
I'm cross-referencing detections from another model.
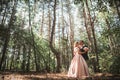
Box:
left=35, top=38, right=56, bottom=72
left=99, top=18, right=120, bottom=74
left=74, top=0, right=82, bottom=4
left=109, top=55, right=120, bottom=74
left=99, top=50, right=112, bottom=72
left=98, top=29, right=120, bottom=74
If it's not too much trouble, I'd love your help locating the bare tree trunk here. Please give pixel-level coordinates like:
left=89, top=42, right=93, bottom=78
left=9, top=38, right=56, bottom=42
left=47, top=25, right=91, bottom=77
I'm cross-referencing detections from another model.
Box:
left=47, top=2, right=52, bottom=72
left=83, top=0, right=100, bottom=72
left=0, top=0, right=3, bottom=14
left=48, top=2, right=51, bottom=42
left=26, top=45, right=31, bottom=72
left=83, top=3, right=97, bottom=72
left=40, top=3, right=44, bottom=37
left=49, top=0, right=61, bottom=72
left=83, top=7, right=92, bottom=51
left=67, top=0, right=74, bottom=57
left=16, top=45, right=21, bottom=71
left=21, top=44, right=26, bottom=72
left=28, top=0, right=39, bottom=71
left=114, top=0, right=120, bottom=18
left=1, top=5, right=7, bottom=25
left=61, top=0, right=65, bottom=43
left=0, top=1, right=17, bottom=70
left=58, top=21, right=60, bottom=49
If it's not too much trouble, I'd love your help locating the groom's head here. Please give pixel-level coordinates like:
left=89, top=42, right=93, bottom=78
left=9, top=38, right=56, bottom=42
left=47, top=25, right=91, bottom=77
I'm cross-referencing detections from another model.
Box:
left=79, top=40, right=84, bottom=45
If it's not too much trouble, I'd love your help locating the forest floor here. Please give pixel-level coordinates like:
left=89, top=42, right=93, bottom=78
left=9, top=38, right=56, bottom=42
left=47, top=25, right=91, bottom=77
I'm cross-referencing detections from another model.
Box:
left=0, top=71, right=120, bottom=80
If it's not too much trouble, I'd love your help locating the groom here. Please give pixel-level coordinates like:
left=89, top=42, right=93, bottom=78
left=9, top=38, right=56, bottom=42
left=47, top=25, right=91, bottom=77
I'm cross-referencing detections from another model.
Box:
left=79, top=40, right=89, bottom=61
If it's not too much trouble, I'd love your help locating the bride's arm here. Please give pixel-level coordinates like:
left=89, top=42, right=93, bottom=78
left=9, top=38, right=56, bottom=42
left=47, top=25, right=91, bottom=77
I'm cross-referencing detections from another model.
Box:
left=78, top=51, right=85, bottom=54
left=77, top=47, right=85, bottom=54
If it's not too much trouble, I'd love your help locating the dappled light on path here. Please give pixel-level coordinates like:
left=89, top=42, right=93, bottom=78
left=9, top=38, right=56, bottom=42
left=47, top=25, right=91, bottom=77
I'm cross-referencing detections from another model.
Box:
left=0, top=72, right=120, bottom=80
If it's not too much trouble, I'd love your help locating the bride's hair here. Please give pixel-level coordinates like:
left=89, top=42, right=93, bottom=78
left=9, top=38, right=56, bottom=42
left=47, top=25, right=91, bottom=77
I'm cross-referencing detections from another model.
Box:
left=74, top=41, right=79, bottom=47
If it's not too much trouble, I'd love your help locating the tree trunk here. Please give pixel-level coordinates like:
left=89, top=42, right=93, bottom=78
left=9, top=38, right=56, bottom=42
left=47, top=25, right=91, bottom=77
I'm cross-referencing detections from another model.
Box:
left=83, top=3, right=97, bottom=72
left=40, top=3, right=44, bottom=37
left=83, top=0, right=100, bottom=72
left=26, top=45, right=31, bottom=72
left=1, top=5, right=7, bottom=25
left=47, top=2, right=52, bottom=72
left=49, top=0, right=61, bottom=72
left=48, top=1, right=51, bottom=42
left=0, top=1, right=17, bottom=70
left=67, top=0, right=74, bottom=57
left=114, top=0, right=120, bottom=18
left=83, top=7, right=92, bottom=51
left=28, top=0, right=39, bottom=71
left=21, top=44, right=26, bottom=72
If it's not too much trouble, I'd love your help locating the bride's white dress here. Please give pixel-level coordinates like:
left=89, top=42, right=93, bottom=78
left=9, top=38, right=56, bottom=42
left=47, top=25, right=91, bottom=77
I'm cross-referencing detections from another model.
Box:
left=67, top=47, right=89, bottom=78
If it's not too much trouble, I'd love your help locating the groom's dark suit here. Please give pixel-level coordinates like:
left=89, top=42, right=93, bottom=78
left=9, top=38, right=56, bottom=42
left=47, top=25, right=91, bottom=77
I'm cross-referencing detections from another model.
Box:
left=80, top=46, right=89, bottom=61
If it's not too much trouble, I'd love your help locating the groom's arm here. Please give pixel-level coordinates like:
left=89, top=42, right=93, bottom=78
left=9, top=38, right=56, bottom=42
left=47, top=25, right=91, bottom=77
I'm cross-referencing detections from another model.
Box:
left=83, top=46, right=89, bottom=52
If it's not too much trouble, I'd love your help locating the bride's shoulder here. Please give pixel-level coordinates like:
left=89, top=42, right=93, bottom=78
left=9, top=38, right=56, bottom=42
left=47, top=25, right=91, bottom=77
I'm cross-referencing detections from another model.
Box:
left=74, top=47, right=79, bottom=51
left=74, top=47, right=79, bottom=49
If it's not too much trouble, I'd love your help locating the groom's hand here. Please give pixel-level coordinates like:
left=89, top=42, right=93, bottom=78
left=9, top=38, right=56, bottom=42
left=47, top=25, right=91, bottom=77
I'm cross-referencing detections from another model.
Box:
left=84, top=47, right=89, bottom=52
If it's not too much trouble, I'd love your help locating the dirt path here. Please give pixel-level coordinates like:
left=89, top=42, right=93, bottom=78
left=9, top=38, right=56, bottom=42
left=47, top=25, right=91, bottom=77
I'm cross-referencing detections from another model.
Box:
left=0, top=72, right=120, bottom=80
left=0, top=72, right=68, bottom=80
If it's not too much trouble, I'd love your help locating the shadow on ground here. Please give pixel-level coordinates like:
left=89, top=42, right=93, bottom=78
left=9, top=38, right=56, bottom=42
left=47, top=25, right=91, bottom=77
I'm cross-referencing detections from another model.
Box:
left=0, top=72, right=120, bottom=80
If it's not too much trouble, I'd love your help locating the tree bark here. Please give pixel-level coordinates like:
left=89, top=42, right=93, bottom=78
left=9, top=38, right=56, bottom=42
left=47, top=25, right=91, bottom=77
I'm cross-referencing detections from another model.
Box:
left=67, top=0, right=74, bottom=57
left=28, top=0, right=39, bottom=71
left=0, top=1, right=17, bottom=70
left=48, top=1, right=51, bottom=42
left=26, top=45, right=31, bottom=72
left=83, top=0, right=100, bottom=72
left=21, top=44, right=26, bottom=72
left=40, top=3, right=44, bottom=37
left=114, top=0, right=120, bottom=18
left=1, top=5, right=7, bottom=25
left=49, top=0, right=61, bottom=72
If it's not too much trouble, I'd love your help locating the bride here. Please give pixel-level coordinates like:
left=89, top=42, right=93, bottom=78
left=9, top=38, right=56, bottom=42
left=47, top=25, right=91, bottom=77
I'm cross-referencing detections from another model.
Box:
left=67, top=41, right=89, bottom=78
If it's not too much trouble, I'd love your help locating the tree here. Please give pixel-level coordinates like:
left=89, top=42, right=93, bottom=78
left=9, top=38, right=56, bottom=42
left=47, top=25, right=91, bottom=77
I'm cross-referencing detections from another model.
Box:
left=49, top=0, right=61, bottom=72
left=0, top=1, right=17, bottom=70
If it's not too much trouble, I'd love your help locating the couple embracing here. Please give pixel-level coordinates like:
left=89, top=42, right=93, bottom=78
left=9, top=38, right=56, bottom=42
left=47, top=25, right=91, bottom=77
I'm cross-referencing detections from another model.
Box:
left=67, top=40, right=89, bottom=79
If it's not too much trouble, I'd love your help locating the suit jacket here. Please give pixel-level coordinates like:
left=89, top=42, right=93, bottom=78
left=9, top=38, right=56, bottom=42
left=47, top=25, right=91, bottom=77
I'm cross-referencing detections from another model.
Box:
left=80, top=46, right=89, bottom=61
